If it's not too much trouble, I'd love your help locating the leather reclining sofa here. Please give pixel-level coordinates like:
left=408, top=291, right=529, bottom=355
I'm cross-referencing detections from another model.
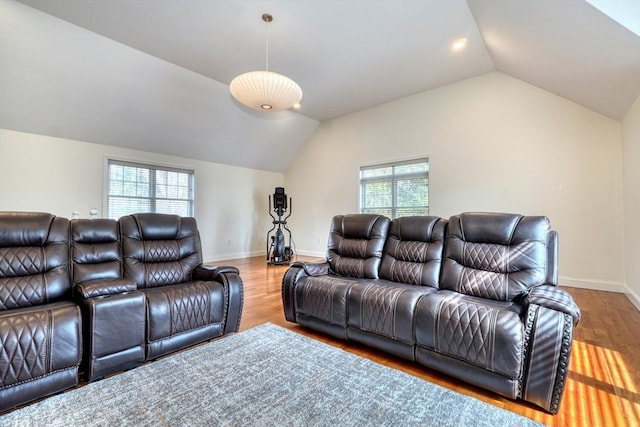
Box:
left=0, top=212, right=243, bottom=412
left=283, top=212, right=580, bottom=414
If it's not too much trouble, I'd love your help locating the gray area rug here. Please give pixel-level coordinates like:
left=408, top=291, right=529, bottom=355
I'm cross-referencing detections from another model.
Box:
left=0, top=323, right=542, bottom=426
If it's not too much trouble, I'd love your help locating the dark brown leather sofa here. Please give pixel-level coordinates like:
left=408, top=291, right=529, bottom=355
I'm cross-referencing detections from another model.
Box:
left=1, top=212, right=243, bottom=411
left=283, top=212, right=580, bottom=414
left=0, top=213, right=82, bottom=411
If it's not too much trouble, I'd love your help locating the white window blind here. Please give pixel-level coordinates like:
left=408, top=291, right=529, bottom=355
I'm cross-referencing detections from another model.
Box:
left=106, top=159, right=194, bottom=219
left=359, top=158, right=429, bottom=219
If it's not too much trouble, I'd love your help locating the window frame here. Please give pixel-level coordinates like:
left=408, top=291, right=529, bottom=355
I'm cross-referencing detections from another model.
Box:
left=105, top=158, right=195, bottom=220
left=358, top=157, right=429, bottom=219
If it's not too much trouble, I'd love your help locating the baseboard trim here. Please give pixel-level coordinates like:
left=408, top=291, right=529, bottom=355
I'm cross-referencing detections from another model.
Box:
left=294, top=250, right=325, bottom=258
left=560, top=277, right=640, bottom=312
left=206, top=249, right=325, bottom=263
left=625, top=288, right=640, bottom=312
left=559, top=277, right=627, bottom=293
left=205, top=249, right=325, bottom=264
left=205, top=250, right=266, bottom=263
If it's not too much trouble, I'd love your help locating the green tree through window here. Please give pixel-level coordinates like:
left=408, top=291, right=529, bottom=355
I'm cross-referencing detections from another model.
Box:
left=107, top=159, right=194, bottom=219
left=360, top=158, right=428, bottom=219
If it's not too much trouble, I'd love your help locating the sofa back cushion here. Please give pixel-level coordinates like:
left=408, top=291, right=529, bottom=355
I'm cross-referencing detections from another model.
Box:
left=119, top=214, right=202, bottom=288
left=327, top=214, right=390, bottom=279
left=440, top=212, right=550, bottom=301
left=71, top=219, right=121, bottom=285
left=379, top=216, right=447, bottom=287
left=0, top=212, right=70, bottom=310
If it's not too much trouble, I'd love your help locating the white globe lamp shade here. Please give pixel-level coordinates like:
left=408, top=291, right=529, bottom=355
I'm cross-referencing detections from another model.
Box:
left=230, top=70, right=302, bottom=111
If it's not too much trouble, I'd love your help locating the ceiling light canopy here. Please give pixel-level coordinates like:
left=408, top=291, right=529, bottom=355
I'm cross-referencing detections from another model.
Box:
left=230, top=14, right=302, bottom=112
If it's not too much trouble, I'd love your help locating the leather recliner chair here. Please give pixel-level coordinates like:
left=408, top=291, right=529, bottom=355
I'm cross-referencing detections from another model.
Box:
left=119, top=213, right=243, bottom=361
left=0, top=212, right=82, bottom=411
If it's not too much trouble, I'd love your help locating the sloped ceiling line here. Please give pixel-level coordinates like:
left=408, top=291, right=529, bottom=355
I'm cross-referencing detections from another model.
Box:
left=1, top=0, right=639, bottom=173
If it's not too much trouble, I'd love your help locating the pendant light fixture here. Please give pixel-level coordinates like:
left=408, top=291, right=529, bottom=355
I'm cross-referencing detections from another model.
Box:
left=230, top=14, right=302, bottom=111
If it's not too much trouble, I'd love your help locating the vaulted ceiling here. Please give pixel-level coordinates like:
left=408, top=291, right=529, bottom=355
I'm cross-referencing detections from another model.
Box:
left=1, top=0, right=639, bottom=172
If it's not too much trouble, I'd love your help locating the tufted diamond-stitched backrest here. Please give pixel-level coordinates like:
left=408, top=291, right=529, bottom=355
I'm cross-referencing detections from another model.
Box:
left=0, top=212, right=70, bottom=311
left=119, top=213, right=202, bottom=288
left=71, top=219, right=122, bottom=285
left=327, top=214, right=390, bottom=279
left=379, top=216, right=447, bottom=287
left=440, top=212, right=551, bottom=301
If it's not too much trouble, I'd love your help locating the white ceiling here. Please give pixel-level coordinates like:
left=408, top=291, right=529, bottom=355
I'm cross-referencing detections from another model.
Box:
left=1, top=0, right=639, bottom=172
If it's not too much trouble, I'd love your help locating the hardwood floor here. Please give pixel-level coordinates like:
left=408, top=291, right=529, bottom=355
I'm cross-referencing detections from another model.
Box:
left=220, top=255, right=640, bottom=427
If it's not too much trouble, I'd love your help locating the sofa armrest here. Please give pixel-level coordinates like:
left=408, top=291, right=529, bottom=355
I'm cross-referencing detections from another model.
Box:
left=76, top=279, right=145, bottom=380
left=194, top=264, right=243, bottom=334
left=546, top=230, right=559, bottom=286
left=282, top=265, right=308, bottom=323
left=521, top=302, right=575, bottom=414
left=282, top=261, right=330, bottom=322
left=526, top=285, right=581, bottom=326
left=291, top=261, right=330, bottom=277
left=76, top=278, right=138, bottom=299
left=521, top=286, right=579, bottom=414
left=193, top=264, right=240, bottom=282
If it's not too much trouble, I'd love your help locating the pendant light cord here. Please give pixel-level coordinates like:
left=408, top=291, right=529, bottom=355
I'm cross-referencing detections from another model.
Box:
left=264, top=14, right=271, bottom=72
left=266, top=21, right=269, bottom=71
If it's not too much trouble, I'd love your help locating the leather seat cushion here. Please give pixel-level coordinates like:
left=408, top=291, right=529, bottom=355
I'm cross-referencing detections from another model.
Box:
left=348, top=280, right=437, bottom=344
left=415, top=290, right=524, bottom=379
left=143, top=281, right=225, bottom=342
left=295, top=275, right=364, bottom=326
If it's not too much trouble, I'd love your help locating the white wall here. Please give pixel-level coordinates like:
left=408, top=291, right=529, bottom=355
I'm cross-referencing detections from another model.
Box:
left=622, top=95, right=640, bottom=309
left=0, top=129, right=283, bottom=262
left=285, top=72, right=625, bottom=290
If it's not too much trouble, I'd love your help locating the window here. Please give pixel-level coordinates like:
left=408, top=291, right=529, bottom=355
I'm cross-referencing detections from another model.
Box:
left=359, top=158, right=429, bottom=219
left=106, top=159, right=194, bottom=219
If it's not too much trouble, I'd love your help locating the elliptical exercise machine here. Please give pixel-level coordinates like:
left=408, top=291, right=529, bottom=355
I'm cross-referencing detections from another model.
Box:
left=267, top=187, right=293, bottom=265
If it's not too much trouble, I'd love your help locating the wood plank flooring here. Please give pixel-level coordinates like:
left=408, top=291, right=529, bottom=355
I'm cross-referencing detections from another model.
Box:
left=222, top=255, right=640, bottom=427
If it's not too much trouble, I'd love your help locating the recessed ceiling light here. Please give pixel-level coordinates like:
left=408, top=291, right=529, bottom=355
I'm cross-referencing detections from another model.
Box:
left=451, top=38, right=467, bottom=52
